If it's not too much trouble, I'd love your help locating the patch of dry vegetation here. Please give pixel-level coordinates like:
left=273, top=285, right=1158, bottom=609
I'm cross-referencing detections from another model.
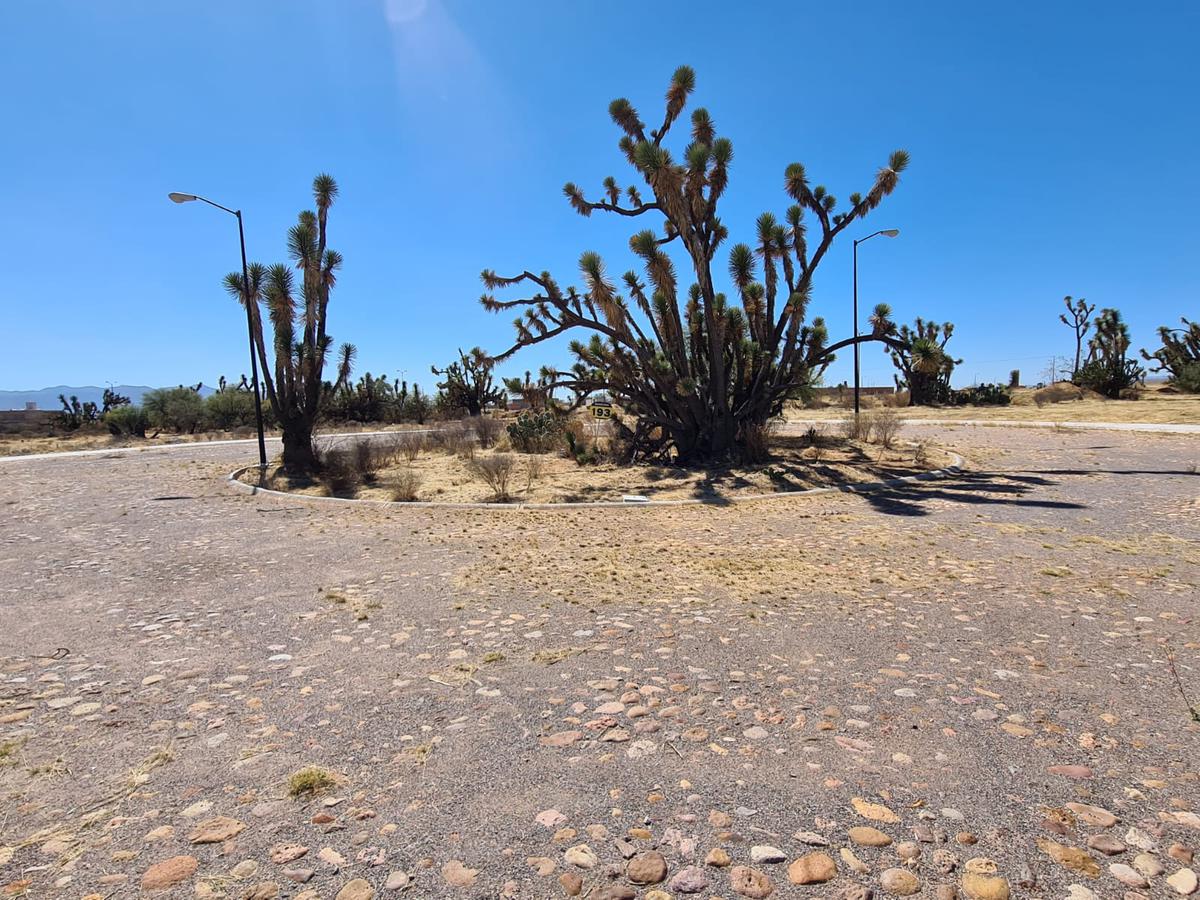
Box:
left=248, top=417, right=952, bottom=504
left=287, top=766, right=338, bottom=798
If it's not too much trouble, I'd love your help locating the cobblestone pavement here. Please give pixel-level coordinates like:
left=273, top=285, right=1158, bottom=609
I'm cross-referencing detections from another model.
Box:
left=0, top=426, right=1197, bottom=899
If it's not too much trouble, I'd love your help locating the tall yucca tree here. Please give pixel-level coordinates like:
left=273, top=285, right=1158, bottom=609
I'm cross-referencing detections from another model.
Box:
left=334, top=342, right=357, bottom=392
left=480, top=66, right=910, bottom=461
left=223, top=173, right=343, bottom=473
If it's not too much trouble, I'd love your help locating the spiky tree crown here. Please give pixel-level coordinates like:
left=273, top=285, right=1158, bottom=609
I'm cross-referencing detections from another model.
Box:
left=480, top=68, right=910, bottom=460
left=222, top=174, right=342, bottom=470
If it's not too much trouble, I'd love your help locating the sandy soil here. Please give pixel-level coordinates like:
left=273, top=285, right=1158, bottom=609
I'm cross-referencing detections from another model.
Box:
left=250, top=434, right=957, bottom=504
left=789, top=382, right=1200, bottom=424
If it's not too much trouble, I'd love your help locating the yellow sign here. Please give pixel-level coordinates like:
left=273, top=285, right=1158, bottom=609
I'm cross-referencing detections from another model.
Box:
left=590, top=404, right=613, bottom=420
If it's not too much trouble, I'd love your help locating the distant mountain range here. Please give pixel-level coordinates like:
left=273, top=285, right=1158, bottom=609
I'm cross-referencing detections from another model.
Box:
left=0, top=384, right=214, bottom=410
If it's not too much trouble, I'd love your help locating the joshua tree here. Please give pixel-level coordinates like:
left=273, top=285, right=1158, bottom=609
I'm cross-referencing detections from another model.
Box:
left=888, top=318, right=960, bottom=405
left=1059, top=296, right=1096, bottom=378
left=1075, top=308, right=1144, bottom=398
left=432, top=347, right=503, bottom=416
left=224, top=173, right=343, bottom=473
left=333, top=342, right=357, bottom=393
left=56, top=394, right=99, bottom=430
left=480, top=66, right=908, bottom=462
left=1142, top=317, right=1200, bottom=389
left=503, top=366, right=564, bottom=411
left=101, top=387, right=131, bottom=414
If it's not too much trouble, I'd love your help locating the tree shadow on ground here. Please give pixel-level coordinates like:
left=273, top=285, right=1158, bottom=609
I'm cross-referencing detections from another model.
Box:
left=861, top=471, right=1086, bottom=517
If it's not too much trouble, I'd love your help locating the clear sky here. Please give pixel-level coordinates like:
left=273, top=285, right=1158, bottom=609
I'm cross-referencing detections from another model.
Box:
left=3, top=0, right=1197, bottom=392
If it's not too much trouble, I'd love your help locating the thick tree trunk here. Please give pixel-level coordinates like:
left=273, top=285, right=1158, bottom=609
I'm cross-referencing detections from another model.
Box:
left=280, top=418, right=318, bottom=475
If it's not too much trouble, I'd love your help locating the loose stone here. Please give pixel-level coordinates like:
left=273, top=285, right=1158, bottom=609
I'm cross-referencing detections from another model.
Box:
left=565, top=844, right=599, bottom=869
left=142, top=856, right=199, bottom=891
left=787, top=852, right=837, bottom=885
left=730, top=865, right=774, bottom=898
left=849, top=827, right=893, bottom=847
left=1109, top=864, right=1148, bottom=889
left=880, top=867, right=921, bottom=896
left=189, top=816, right=246, bottom=844
left=335, top=880, right=375, bottom=900
left=627, top=850, right=668, bottom=884
left=706, top=848, right=732, bottom=867
left=559, top=871, right=583, bottom=895
left=1087, top=835, right=1126, bottom=856
left=1166, top=869, right=1198, bottom=895
left=751, top=845, right=787, bottom=864
left=668, top=866, right=709, bottom=893
left=1132, top=854, right=1163, bottom=878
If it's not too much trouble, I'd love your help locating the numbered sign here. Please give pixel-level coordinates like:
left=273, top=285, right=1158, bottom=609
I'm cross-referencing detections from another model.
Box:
left=590, top=403, right=613, bottom=420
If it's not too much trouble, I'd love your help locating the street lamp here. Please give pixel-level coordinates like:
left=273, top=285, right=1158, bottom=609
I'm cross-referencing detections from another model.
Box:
left=852, top=228, right=900, bottom=415
left=168, top=191, right=268, bottom=468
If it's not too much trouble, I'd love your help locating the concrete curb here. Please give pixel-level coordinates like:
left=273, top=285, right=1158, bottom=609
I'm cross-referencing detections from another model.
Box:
left=5, top=417, right=1196, bottom=464
left=226, top=452, right=967, bottom=511
left=0, top=429, right=436, bottom=463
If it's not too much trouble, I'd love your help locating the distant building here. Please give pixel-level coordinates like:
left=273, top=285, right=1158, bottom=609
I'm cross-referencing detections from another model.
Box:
left=25, top=401, right=37, bottom=411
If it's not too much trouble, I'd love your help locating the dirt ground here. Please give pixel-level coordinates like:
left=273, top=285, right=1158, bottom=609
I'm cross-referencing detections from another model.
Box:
left=252, top=434, right=957, bottom=505
left=0, top=425, right=1198, bottom=899
left=789, top=382, right=1200, bottom=425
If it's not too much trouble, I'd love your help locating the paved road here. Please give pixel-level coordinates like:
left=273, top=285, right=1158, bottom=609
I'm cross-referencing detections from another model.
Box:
left=0, top=427, right=1197, bottom=898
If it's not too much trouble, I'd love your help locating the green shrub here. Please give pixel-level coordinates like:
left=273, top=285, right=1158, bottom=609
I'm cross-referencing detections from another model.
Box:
left=1074, top=357, right=1144, bottom=399
left=1173, top=362, right=1200, bottom=394
left=205, top=390, right=257, bottom=430
left=507, top=410, right=562, bottom=453
left=951, top=383, right=1011, bottom=406
left=104, top=405, right=149, bottom=437
left=143, top=387, right=206, bottom=432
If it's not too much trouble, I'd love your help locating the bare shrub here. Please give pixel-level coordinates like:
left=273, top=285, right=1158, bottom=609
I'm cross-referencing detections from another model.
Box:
left=470, top=454, right=516, bottom=502
left=396, top=432, right=426, bottom=463
left=802, top=425, right=824, bottom=446
left=870, top=409, right=903, bottom=448
left=913, top=441, right=930, bottom=467
left=524, top=454, right=545, bottom=496
left=390, top=467, right=421, bottom=502
left=351, top=437, right=383, bottom=482
left=839, top=413, right=872, bottom=442
left=472, top=415, right=504, bottom=449
left=314, top=440, right=359, bottom=494
left=740, top=420, right=776, bottom=463
left=440, top=421, right=476, bottom=459
left=883, top=390, right=909, bottom=408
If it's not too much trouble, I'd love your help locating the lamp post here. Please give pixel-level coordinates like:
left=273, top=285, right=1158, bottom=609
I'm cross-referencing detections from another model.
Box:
left=852, top=228, right=900, bottom=415
left=168, top=192, right=268, bottom=468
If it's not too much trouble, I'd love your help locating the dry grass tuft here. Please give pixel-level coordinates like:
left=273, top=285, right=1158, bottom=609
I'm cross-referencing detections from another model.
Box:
left=287, top=766, right=338, bottom=798
left=469, top=453, right=516, bottom=502
left=390, top=467, right=421, bottom=502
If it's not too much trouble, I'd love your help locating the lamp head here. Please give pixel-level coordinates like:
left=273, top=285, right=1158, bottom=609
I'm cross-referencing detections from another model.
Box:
left=880, top=228, right=900, bottom=237
left=168, top=192, right=197, bottom=204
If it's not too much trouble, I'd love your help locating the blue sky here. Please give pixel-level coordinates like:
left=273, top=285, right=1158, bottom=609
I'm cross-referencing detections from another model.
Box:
left=3, top=0, right=1197, bottom=392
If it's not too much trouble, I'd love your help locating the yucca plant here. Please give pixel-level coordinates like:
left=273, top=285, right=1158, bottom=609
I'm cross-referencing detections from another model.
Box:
left=1075, top=308, right=1144, bottom=398
left=431, top=347, right=503, bottom=416
left=1142, top=316, right=1199, bottom=390
left=224, top=174, right=343, bottom=473
left=480, top=66, right=909, bottom=462
left=1059, top=295, right=1095, bottom=378
left=888, top=318, right=960, bottom=405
